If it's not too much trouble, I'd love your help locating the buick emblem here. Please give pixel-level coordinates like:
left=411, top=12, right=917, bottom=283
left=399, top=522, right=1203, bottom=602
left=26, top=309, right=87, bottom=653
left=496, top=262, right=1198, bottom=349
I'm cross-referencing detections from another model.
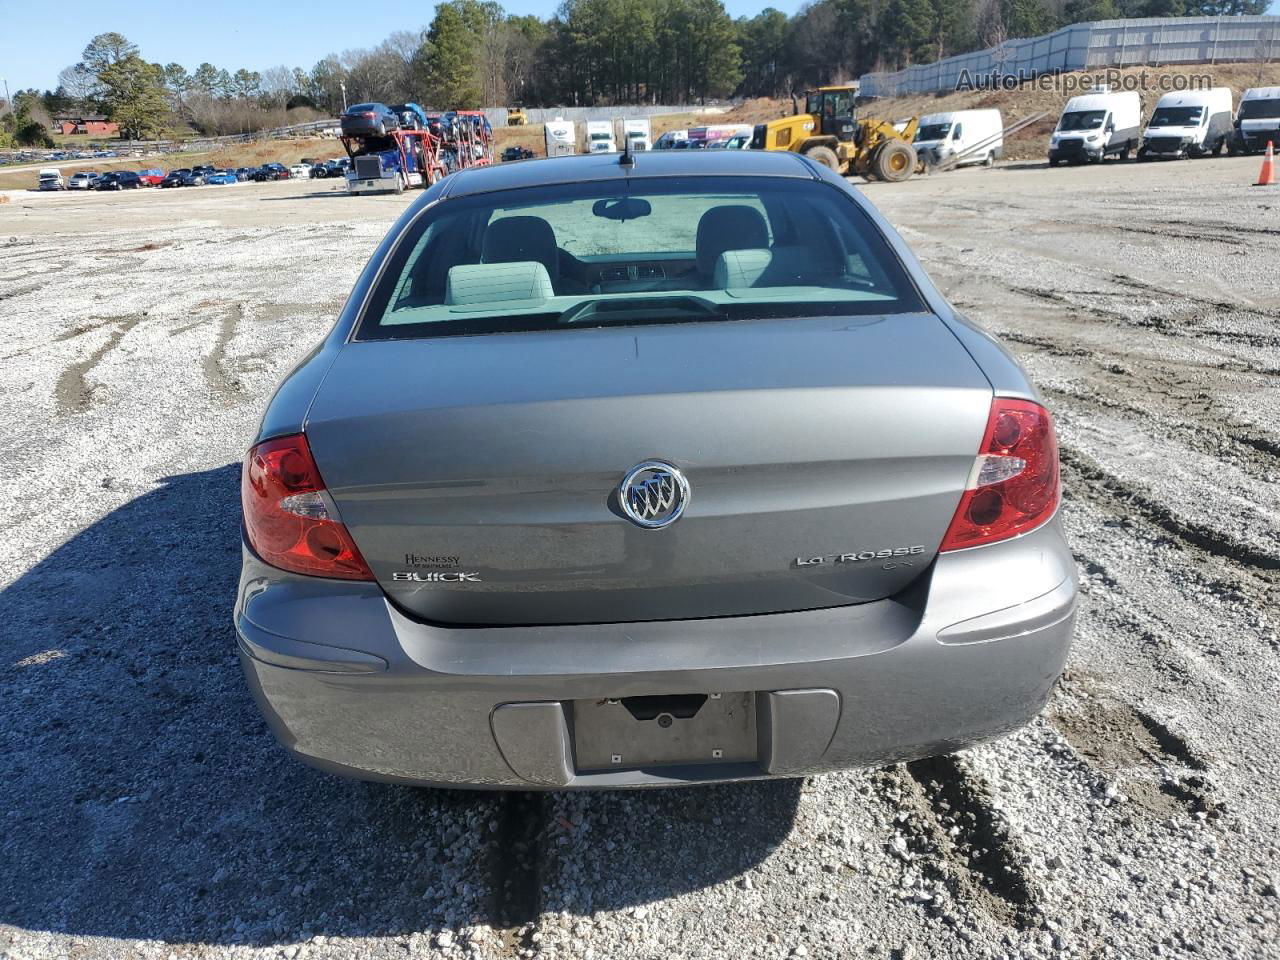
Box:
left=618, top=461, right=689, bottom=529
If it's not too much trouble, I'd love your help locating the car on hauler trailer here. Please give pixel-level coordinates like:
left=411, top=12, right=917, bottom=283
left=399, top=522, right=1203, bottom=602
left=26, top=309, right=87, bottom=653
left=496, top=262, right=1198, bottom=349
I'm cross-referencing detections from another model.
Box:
left=236, top=150, right=1077, bottom=789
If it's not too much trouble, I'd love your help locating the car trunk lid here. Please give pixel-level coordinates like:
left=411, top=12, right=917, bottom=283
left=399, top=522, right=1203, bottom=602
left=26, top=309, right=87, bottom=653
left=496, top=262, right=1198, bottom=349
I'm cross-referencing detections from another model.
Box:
left=304, top=313, right=992, bottom=625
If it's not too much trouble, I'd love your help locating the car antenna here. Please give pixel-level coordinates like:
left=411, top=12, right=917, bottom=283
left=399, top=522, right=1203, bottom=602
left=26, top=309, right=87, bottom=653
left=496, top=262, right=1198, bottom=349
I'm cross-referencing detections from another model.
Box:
left=619, top=136, right=635, bottom=167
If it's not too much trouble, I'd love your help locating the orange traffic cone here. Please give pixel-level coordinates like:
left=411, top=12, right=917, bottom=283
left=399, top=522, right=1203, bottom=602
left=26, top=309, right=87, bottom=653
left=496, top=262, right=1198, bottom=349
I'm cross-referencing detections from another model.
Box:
left=1256, top=141, right=1276, bottom=186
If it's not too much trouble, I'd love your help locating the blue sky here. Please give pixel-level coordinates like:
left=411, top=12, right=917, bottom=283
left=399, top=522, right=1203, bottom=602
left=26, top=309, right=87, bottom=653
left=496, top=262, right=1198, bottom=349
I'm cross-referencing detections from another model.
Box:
left=3, top=0, right=1278, bottom=94
left=2, top=0, right=808, bottom=93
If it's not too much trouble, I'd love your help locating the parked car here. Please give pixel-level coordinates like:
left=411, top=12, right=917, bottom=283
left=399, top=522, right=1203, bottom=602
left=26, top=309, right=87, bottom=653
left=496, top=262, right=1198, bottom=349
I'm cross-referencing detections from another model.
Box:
left=37, top=168, right=65, bottom=190
left=289, top=163, right=312, bottom=180
left=160, top=168, right=204, bottom=187
left=389, top=103, right=428, bottom=131
left=136, top=169, right=165, bottom=186
left=236, top=150, right=1075, bottom=790
left=68, top=171, right=100, bottom=190
left=94, top=171, right=142, bottom=190
left=340, top=102, right=401, bottom=138
left=234, top=167, right=257, bottom=181
left=501, top=146, right=536, bottom=162
left=312, top=158, right=347, bottom=178
left=253, top=163, right=290, bottom=181
left=205, top=170, right=239, bottom=185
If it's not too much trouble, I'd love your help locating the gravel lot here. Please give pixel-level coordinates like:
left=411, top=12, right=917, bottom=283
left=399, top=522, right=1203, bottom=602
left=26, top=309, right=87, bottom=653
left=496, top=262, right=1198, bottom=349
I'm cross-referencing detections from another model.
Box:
left=2, top=161, right=1278, bottom=960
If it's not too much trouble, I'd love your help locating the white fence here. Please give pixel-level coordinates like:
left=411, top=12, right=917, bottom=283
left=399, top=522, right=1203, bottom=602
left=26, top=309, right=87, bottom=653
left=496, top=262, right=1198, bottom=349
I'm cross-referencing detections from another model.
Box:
left=482, top=104, right=708, bottom=126
left=860, top=15, right=1280, bottom=97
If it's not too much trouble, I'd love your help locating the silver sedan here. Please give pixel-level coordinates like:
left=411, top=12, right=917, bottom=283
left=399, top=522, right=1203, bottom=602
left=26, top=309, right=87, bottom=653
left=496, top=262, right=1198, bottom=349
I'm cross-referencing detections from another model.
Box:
left=236, top=150, right=1076, bottom=789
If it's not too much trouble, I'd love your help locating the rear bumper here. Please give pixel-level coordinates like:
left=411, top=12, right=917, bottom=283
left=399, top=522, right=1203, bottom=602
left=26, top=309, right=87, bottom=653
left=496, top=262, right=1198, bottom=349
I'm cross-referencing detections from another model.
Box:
left=236, top=519, right=1076, bottom=789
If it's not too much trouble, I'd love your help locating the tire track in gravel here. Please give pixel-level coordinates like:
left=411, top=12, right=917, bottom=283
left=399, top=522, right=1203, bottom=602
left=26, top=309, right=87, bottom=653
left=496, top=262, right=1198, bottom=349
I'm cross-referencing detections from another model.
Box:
left=203, top=303, right=245, bottom=403
left=54, top=314, right=143, bottom=414
left=490, top=792, right=547, bottom=955
left=1058, top=446, right=1280, bottom=571
left=897, top=758, right=1043, bottom=930
left=1040, top=382, right=1280, bottom=483
left=1050, top=683, right=1219, bottom=820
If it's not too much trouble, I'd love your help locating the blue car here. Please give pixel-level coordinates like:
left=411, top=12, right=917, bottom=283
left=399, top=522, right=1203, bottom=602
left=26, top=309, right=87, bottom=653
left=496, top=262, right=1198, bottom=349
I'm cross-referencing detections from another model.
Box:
left=205, top=171, right=239, bottom=185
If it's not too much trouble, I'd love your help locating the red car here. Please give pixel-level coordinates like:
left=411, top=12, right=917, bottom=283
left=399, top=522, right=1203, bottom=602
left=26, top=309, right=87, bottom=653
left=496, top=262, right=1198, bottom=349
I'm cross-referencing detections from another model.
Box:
left=136, top=170, right=165, bottom=186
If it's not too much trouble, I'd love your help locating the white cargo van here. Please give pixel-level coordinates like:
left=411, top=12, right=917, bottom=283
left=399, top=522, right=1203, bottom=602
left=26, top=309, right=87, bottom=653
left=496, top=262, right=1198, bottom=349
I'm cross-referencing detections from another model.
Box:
left=1231, top=87, right=1280, bottom=155
left=1139, top=87, right=1233, bottom=160
left=586, top=120, right=616, bottom=153
left=1048, top=90, right=1142, bottom=166
left=913, top=109, right=1003, bottom=168
left=37, top=168, right=65, bottom=191
left=544, top=119, right=576, bottom=157
left=621, top=117, right=651, bottom=151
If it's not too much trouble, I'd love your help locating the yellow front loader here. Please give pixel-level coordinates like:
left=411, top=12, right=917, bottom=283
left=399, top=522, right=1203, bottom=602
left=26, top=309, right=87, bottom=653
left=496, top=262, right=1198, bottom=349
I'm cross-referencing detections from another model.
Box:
left=750, top=85, right=922, bottom=182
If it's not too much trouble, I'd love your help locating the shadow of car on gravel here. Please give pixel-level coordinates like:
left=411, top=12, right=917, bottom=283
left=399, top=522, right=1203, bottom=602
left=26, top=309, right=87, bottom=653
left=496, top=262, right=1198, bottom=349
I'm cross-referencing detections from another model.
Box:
left=0, top=465, right=800, bottom=947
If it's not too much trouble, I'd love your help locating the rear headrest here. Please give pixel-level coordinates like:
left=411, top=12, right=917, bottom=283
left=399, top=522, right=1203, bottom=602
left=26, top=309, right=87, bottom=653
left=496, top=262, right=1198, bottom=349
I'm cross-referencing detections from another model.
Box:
left=482, top=216, right=559, bottom=281
left=444, top=262, right=555, bottom=306
left=695, top=205, right=770, bottom=274
left=713, top=249, right=773, bottom=289
left=713, top=245, right=844, bottom=289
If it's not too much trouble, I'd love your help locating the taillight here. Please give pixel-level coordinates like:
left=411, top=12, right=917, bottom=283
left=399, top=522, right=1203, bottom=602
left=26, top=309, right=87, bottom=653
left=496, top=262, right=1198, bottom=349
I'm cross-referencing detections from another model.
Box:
left=939, top=398, right=1060, bottom=551
left=241, top=434, right=373, bottom=580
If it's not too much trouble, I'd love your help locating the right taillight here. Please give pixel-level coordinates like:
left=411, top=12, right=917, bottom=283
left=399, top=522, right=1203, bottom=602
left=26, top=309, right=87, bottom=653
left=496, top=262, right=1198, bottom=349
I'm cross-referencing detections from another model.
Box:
left=241, top=434, right=373, bottom=580
left=939, top=398, right=1060, bottom=552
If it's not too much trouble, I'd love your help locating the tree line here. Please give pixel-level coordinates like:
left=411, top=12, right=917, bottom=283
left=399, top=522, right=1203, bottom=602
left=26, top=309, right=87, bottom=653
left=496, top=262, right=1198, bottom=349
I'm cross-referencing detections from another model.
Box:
left=2, top=0, right=1269, bottom=146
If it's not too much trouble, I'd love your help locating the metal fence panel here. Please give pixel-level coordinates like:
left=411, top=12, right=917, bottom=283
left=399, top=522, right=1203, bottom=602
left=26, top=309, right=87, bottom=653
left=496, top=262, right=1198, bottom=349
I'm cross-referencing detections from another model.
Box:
left=481, top=104, right=707, bottom=127
left=860, top=14, right=1280, bottom=96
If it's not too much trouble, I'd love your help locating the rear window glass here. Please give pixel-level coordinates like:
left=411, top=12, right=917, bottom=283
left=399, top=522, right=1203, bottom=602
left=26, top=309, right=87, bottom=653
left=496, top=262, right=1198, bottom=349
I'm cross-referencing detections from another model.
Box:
left=355, top=176, right=926, bottom=341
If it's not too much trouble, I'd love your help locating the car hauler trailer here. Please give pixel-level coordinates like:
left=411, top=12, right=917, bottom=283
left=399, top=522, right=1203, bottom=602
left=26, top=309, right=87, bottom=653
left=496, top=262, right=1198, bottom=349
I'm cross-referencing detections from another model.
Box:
left=342, top=112, right=491, bottom=195
left=342, top=129, right=443, bottom=195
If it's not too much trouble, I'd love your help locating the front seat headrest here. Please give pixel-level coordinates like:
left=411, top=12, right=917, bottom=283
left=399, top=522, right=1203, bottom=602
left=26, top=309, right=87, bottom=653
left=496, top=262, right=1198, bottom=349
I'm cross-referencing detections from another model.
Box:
left=695, top=205, right=770, bottom=275
left=482, top=216, right=560, bottom=281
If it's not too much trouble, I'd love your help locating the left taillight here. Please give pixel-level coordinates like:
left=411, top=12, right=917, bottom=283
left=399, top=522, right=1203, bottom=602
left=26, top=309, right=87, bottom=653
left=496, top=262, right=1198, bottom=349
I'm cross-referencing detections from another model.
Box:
left=241, top=433, right=373, bottom=580
left=939, top=397, right=1061, bottom=552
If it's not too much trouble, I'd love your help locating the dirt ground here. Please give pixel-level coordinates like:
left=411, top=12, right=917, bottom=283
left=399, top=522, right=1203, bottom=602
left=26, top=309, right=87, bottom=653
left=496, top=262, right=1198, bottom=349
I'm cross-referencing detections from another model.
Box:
left=1, top=155, right=1277, bottom=960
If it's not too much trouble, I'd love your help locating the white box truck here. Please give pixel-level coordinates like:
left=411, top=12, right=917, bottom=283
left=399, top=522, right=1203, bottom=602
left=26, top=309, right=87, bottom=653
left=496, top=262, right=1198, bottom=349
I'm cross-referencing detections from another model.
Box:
left=912, top=109, right=1003, bottom=168
left=544, top=119, right=577, bottom=157
left=1048, top=90, right=1142, bottom=166
left=620, top=117, right=652, bottom=151
left=1138, top=87, right=1233, bottom=160
left=586, top=120, right=616, bottom=153
left=1231, top=87, right=1280, bottom=155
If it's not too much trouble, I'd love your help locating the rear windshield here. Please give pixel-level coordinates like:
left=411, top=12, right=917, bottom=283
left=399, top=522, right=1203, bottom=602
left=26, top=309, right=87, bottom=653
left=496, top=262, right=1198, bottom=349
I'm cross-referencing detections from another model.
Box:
left=355, top=176, right=925, bottom=341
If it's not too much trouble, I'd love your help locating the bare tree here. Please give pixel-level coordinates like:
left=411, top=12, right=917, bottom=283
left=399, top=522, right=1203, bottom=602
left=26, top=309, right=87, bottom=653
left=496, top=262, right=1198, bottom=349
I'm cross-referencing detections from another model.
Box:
left=56, top=63, right=97, bottom=105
